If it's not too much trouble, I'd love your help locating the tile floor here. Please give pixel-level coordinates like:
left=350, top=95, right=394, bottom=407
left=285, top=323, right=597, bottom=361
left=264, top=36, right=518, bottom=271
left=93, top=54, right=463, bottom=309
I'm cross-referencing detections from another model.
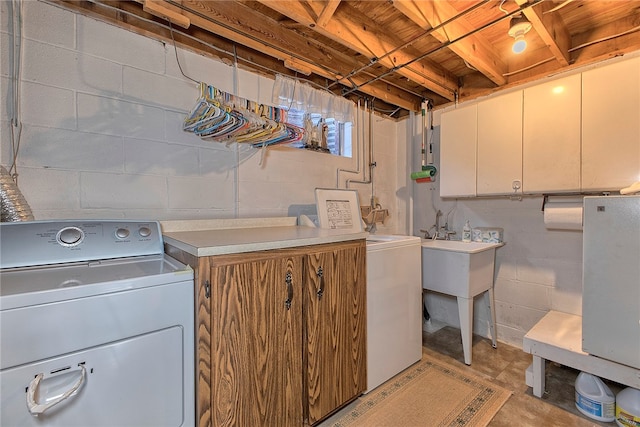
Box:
left=422, top=325, right=624, bottom=427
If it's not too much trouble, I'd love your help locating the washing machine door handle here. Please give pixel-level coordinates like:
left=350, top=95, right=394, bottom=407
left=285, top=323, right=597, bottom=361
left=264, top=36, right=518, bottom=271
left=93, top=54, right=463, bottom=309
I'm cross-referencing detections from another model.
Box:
left=26, top=364, right=86, bottom=416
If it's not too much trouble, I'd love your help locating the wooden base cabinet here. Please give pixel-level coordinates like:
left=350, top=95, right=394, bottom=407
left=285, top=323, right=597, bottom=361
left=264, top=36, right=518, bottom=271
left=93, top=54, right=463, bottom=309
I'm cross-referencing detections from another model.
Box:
left=304, top=243, right=367, bottom=424
left=166, top=240, right=366, bottom=427
left=207, top=252, right=304, bottom=427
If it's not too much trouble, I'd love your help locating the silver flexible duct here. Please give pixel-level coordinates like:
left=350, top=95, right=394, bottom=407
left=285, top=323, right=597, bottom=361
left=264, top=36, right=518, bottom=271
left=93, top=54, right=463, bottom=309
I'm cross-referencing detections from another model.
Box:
left=1, top=166, right=34, bottom=222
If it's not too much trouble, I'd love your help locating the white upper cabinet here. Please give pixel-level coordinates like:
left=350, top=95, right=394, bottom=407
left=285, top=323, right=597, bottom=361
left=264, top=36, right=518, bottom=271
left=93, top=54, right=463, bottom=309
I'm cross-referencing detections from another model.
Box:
left=438, top=57, right=640, bottom=198
left=440, top=104, right=477, bottom=198
left=477, top=91, right=523, bottom=196
left=523, top=74, right=582, bottom=193
left=582, top=57, right=640, bottom=192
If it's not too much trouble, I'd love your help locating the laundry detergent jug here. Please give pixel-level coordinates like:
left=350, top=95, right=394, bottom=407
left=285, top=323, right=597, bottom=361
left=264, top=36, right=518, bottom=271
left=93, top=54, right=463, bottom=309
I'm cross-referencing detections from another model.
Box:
left=575, top=372, right=616, bottom=422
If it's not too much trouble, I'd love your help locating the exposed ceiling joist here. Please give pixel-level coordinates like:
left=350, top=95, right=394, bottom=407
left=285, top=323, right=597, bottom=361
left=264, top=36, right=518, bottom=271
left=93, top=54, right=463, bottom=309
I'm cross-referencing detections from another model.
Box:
left=316, top=0, right=340, bottom=28
left=571, top=14, right=640, bottom=61
left=517, top=0, right=571, bottom=66
left=174, top=0, right=427, bottom=109
left=142, top=0, right=190, bottom=28
left=393, top=0, right=508, bottom=86
left=257, top=0, right=458, bottom=100
left=50, top=0, right=640, bottom=119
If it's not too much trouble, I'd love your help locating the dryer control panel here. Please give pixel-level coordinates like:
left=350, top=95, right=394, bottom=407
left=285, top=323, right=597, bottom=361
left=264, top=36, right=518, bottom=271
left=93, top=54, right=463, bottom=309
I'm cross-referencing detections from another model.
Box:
left=0, top=220, right=164, bottom=269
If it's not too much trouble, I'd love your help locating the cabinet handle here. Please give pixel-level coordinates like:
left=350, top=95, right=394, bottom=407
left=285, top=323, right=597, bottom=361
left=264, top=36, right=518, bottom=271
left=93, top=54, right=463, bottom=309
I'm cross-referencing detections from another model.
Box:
left=204, top=280, right=210, bottom=299
left=284, top=272, right=293, bottom=310
left=316, top=266, right=324, bottom=300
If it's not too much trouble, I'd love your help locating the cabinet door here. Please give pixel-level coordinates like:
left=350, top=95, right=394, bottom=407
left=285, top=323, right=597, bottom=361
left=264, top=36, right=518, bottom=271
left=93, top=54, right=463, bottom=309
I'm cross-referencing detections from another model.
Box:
left=477, top=90, right=523, bottom=195
left=304, top=241, right=366, bottom=424
left=523, top=74, right=582, bottom=193
left=440, top=104, right=477, bottom=197
left=582, top=57, right=640, bottom=191
left=207, top=254, right=304, bottom=427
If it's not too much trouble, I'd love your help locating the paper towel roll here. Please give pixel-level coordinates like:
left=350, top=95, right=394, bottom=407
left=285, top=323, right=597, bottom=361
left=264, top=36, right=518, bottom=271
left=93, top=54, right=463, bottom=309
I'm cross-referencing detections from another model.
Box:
left=544, top=202, right=583, bottom=230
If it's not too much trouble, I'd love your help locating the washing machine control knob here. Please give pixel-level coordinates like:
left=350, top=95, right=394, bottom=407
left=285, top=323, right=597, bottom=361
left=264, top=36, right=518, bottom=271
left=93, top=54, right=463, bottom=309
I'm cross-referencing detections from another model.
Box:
left=57, top=227, right=84, bottom=246
left=115, top=228, right=130, bottom=239
left=138, top=226, right=152, bottom=238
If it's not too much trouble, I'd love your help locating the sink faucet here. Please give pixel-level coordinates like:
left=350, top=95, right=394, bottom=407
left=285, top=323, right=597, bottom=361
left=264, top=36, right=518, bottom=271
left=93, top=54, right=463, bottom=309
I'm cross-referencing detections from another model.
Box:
left=366, top=221, right=377, bottom=234
left=420, top=210, right=443, bottom=240
left=419, top=225, right=435, bottom=239
left=433, top=210, right=447, bottom=240
left=424, top=210, right=457, bottom=240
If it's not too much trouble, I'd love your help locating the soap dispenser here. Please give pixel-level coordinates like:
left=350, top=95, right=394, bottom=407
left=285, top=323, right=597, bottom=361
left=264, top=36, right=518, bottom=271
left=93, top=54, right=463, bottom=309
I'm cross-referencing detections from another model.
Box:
left=462, top=220, right=472, bottom=242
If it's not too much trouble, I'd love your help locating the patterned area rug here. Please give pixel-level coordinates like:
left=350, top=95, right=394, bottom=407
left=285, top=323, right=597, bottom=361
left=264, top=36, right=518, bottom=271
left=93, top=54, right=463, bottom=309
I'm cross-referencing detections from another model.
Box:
left=328, top=354, right=512, bottom=427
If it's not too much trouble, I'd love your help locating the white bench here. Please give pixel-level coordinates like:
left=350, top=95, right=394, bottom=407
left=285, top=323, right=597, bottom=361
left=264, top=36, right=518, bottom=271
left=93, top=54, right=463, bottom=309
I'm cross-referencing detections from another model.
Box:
left=522, top=310, right=640, bottom=397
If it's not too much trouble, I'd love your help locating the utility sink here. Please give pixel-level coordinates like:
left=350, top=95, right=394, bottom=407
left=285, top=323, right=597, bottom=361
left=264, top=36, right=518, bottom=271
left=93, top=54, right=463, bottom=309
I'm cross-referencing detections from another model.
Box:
left=421, top=239, right=503, bottom=365
left=421, top=240, right=502, bottom=297
left=421, top=239, right=502, bottom=255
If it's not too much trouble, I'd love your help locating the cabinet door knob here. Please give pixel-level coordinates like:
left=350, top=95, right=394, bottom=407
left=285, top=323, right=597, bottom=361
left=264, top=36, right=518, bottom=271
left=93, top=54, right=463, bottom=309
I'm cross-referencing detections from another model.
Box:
left=316, top=266, right=324, bottom=300
left=284, top=272, right=293, bottom=310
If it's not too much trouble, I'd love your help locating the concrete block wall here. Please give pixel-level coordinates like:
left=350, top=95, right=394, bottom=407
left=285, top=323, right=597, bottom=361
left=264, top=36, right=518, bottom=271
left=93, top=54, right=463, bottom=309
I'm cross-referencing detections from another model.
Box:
left=1, top=0, right=407, bottom=231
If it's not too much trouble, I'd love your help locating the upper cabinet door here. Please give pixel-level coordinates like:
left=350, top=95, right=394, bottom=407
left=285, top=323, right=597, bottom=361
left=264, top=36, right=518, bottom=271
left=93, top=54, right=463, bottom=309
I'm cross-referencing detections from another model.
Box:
left=523, top=74, right=582, bottom=193
left=477, top=91, right=523, bottom=196
left=582, top=57, right=640, bottom=192
left=440, top=104, right=477, bottom=198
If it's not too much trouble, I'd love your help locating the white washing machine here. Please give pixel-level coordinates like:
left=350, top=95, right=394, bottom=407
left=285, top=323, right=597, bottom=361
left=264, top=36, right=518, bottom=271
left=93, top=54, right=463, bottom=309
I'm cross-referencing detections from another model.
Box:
left=365, top=234, right=423, bottom=393
left=0, top=220, right=194, bottom=427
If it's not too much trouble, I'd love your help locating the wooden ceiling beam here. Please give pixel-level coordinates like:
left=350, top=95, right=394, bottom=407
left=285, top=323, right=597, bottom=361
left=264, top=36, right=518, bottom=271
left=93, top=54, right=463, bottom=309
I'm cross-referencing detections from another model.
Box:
left=257, top=0, right=458, bottom=101
left=517, top=0, right=571, bottom=66
left=461, top=14, right=640, bottom=104
left=344, top=74, right=422, bottom=111
left=393, top=0, right=507, bottom=86
left=570, top=14, right=640, bottom=64
left=316, top=0, right=341, bottom=28
left=52, top=0, right=640, bottom=114
left=177, top=0, right=426, bottom=109
left=142, top=0, right=190, bottom=28
left=57, top=0, right=422, bottom=112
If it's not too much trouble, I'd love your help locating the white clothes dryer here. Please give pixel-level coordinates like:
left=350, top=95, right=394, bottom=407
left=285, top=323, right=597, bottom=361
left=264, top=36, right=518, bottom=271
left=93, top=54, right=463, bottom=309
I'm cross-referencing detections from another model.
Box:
left=0, top=220, right=194, bottom=427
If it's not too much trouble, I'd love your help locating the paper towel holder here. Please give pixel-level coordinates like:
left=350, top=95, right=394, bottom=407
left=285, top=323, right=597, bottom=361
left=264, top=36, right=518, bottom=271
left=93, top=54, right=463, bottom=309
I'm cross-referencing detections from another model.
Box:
left=542, top=194, right=580, bottom=212
left=541, top=193, right=611, bottom=212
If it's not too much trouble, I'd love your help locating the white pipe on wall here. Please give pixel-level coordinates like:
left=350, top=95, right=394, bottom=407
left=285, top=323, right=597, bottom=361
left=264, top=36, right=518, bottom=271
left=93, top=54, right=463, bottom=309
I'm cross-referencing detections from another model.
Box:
left=346, top=100, right=374, bottom=190
left=336, top=99, right=363, bottom=187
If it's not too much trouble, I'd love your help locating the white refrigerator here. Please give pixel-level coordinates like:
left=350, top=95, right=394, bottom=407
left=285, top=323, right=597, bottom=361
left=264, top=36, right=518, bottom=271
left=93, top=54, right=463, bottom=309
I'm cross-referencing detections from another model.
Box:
left=582, top=195, right=640, bottom=369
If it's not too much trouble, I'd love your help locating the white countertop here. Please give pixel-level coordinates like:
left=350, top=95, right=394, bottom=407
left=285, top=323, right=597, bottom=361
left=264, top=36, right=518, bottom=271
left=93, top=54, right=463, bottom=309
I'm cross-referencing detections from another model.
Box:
left=161, top=218, right=368, bottom=257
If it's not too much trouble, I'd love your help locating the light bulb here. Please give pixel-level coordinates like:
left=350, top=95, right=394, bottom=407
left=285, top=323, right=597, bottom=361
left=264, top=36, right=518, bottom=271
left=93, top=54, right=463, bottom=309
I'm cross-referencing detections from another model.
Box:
left=508, top=14, right=532, bottom=54
left=512, top=35, right=527, bottom=54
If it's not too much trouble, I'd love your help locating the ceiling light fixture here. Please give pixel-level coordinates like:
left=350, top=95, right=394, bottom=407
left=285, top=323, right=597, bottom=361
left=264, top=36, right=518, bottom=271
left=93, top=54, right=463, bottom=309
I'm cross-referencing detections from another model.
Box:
left=508, top=14, right=532, bottom=54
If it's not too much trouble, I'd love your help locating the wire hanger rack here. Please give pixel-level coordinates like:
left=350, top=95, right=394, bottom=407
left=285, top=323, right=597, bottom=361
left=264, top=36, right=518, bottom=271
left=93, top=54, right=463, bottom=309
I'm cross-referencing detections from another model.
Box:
left=183, top=82, right=305, bottom=148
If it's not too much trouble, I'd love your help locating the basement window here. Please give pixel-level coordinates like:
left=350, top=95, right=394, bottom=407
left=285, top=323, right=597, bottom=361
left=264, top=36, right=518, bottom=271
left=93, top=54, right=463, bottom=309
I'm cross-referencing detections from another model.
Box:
left=285, top=109, right=352, bottom=157
left=273, top=75, right=354, bottom=158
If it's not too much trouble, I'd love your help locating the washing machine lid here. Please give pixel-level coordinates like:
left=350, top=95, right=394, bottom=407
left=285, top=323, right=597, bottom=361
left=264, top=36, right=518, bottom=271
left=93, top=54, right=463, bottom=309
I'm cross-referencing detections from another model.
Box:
left=0, top=254, right=193, bottom=310
left=366, top=234, right=421, bottom=249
